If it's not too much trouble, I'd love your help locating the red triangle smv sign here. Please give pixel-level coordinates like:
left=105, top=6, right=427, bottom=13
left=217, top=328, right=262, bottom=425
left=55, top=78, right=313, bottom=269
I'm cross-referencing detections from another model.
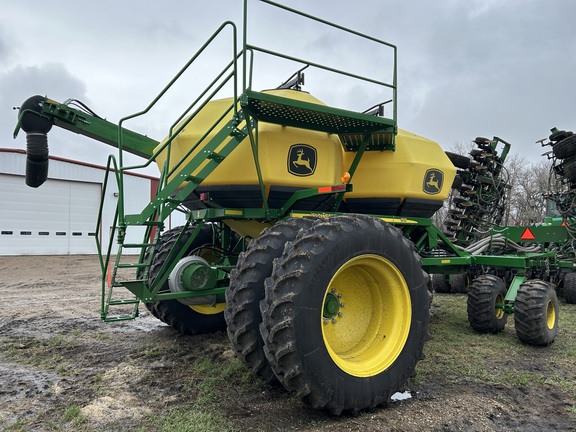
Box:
left=520, top=228, right=536, bottom=240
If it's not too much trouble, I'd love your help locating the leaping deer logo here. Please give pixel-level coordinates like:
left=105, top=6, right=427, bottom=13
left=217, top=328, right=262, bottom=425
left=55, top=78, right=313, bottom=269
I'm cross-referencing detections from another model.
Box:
left=288, top=144, right=317, bottom=177
left=426, top=173, right=440, bottom=192
left=293, top=148, right=313, bottom=173
left=423, top=169, right=443, bottom=195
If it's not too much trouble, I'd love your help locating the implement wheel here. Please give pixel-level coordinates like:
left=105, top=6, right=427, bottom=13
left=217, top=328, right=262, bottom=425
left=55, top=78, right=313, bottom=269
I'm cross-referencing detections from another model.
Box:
left=451, top=273, right=470, bottom=294
left=432, top=274, right=450, bottom=293
left=148, top=225, right=226, bottom=335
left=467, top=274, right=507, bottom=333
left=514, top=280, right=558, bottom=346
left=564, top=272, right=576, bottom=304
left=225, top=218, right=315, bottom=384
left=260, top=215, right=430, bottom=415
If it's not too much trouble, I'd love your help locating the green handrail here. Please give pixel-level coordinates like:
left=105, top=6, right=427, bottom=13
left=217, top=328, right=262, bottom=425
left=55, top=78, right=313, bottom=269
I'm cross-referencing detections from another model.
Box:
left=242, top=0, right=397, bottom=121
left=115, top=21, right=238, bottom=227
left=94, top=154, right=122, bottom=319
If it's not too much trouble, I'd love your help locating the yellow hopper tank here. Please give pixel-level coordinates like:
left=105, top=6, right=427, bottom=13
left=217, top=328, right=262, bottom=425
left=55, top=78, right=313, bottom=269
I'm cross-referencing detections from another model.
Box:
left=342, top=129, right=456, bottom=218
left=154, top=89, right=344, bottom=211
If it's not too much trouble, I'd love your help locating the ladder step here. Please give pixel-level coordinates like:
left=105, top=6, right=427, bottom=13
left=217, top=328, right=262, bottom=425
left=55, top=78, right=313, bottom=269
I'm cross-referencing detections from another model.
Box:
left=185, top=175, right=204, bottom=183
left=117, top=263, right=149, bottom=269
left=103, top=314, right=139, bottom=323
left=206, top=151, right=225, bottom=161
left=111, top=279, right=147, bottom=287
left=108, top=299, right=140, bottom=306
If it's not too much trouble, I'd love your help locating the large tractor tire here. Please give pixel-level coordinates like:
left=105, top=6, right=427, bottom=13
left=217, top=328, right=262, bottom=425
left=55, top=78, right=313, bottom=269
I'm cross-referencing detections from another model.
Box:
left=467, top=274, right=507, bottom=333
left=260, top=215, right=430, bottom=415
left=514, top=280, right=558, bottom=346
left=225, top=217, right=315, bottom=384
left=564, top=272, right=576, bottom=304
left=148, top=225, right=227, bottom=335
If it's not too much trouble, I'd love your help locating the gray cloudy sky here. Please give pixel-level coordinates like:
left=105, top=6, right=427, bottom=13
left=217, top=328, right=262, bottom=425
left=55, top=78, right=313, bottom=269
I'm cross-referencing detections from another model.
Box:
left=2, top=0, right=575, bottom=172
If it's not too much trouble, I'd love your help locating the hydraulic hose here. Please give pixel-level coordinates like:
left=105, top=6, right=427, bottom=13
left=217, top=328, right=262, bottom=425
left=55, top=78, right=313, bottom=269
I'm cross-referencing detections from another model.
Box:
left=19, top=95, right=53, bottom=187
left=450, top=233, right=541, bottom=255
left=25, top=133, right=49, bottom=188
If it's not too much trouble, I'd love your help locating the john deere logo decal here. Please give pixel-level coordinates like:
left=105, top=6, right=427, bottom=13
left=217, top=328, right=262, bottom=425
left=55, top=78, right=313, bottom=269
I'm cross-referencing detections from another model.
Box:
left=288, top=144, right=317, bottom=176
left=423, top=169, right=443, bottom=195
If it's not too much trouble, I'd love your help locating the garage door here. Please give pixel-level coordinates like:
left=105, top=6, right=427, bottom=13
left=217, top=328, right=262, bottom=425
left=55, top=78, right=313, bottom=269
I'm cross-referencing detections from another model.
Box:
left=0, top=174, right=101, bottom=255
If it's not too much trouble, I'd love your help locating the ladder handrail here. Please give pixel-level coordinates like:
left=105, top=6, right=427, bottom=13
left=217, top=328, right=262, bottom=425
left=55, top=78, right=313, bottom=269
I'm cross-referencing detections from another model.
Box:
left=242, top=0, right=397, bottom=121
left=94, top=154, right=123, bottom=319
left=95, top=154, right=121, bottom=274
left=245, top=45, right=395, bottom=91
left=115, top=21, right=238, bottom=227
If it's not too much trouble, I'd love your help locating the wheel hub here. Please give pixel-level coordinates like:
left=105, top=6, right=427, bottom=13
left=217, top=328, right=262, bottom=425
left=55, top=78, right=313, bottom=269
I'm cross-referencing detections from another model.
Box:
left=323, top=290, right=344, bottom=324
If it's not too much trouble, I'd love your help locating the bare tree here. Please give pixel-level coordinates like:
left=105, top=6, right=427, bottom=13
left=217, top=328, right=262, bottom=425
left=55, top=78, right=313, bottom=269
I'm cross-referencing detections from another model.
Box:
left=509, top=159, right=552, bottom=225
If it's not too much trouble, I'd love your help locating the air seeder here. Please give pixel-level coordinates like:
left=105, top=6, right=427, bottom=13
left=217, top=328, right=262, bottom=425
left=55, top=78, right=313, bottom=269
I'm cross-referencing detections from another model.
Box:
left=13, top=0, right=573, bottom=415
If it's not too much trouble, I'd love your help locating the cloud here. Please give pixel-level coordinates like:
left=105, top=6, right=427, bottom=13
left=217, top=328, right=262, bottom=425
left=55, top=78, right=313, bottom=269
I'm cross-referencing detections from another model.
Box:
left=388, top=0, right=576, bottom=158
left=0, top=34, right=10, bottom=67
left=1, top=63, right=88, bottom=148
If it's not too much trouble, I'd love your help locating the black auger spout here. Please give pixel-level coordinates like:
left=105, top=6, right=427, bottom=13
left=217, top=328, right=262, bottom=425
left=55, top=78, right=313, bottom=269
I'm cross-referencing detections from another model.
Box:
left=18, top=95, right=53, bottom=188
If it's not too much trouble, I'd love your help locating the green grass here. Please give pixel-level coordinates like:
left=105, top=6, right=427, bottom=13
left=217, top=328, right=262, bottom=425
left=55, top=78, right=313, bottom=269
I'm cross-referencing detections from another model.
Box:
left=417, top=295, right=576, bottom=399
left=2, top=418, right=26, bottom=432
left=60, top=404, right=88, bottom=428
left=1, top=334, right=76, bottom=374
left=143, top=356, right=258, bottom=432
left=143, top=406, right=241, bottom=432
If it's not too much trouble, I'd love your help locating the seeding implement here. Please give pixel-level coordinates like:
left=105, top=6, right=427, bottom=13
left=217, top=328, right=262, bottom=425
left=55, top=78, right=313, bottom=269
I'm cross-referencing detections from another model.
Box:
left=13, top=0, right=574, bottom=414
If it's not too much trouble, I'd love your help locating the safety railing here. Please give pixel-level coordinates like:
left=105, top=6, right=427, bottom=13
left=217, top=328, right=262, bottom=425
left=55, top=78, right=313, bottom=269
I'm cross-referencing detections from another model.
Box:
left=242, top=0, right=397, bottom=119
left=115, top=21, right=239, bottom=228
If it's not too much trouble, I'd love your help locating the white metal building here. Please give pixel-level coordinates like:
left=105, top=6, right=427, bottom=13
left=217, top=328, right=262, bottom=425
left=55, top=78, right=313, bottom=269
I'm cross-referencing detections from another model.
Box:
left=0, top=148, right=185, bottom=255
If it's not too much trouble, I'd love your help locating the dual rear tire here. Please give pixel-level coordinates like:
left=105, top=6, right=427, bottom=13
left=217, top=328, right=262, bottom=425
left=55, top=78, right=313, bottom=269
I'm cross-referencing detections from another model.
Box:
left=224, top=218, right=315, bottom=384
left=227, top=215, right=431, bottom=414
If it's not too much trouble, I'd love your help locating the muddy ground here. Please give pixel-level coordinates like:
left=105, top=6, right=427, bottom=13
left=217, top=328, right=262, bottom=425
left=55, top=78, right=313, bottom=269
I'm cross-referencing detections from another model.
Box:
left=0, top=255, right=575, bottom=431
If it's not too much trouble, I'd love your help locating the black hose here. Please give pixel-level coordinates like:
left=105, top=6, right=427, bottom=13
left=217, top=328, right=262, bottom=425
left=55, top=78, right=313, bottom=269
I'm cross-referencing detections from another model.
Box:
left=25, top=133, right=49, bottom=188
left=19, top=95, right=53, bottom=188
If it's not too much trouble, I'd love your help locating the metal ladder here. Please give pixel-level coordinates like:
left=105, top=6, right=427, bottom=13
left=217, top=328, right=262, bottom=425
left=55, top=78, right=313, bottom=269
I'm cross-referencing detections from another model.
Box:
left=97, top=110, right=253, bottom=321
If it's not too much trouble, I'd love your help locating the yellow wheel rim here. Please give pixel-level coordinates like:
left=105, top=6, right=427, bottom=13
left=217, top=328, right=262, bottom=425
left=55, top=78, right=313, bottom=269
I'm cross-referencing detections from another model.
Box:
left=546, top=300, right=556, bottom=330
left=495, top=293, right=505, bottom=319
left=190, top=303, right=226, bottom=315
left=321, top=254, right=412, bottom=377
